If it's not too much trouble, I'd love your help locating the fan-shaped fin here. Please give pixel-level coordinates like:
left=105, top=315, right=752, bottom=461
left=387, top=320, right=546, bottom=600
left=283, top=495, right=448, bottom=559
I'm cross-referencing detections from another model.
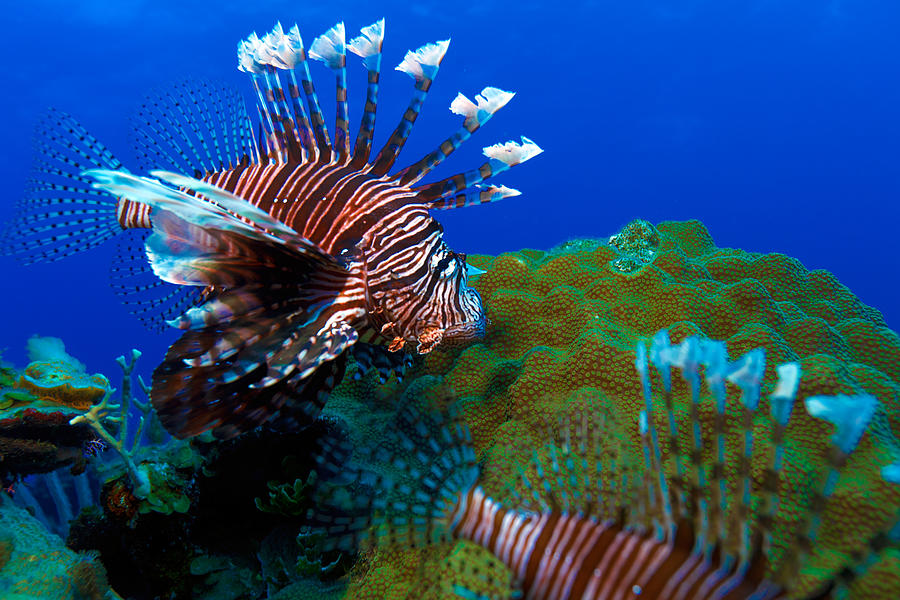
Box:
left=131, top=79, right=257, bottom=176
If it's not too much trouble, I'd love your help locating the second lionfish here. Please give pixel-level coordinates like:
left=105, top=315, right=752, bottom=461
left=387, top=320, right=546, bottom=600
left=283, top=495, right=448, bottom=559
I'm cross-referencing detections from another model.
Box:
left=0, top=19, right=541, bottom=439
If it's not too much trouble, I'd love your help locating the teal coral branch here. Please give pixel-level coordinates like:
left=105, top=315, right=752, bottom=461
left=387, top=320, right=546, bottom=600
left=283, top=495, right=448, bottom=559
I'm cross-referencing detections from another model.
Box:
left=68, top=349, right=152, bottom=499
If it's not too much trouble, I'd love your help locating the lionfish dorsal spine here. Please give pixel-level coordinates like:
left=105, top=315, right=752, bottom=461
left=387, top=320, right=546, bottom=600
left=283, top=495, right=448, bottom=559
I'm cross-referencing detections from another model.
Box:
left=238, top=23, right=330, bottom=163
left=725, top=346, right=767, bottom=570
left=413, top=136, right=543, bottom=204
left=636, top=341, right=676, bottom=541
left=309, top=22, right=351, bottom=163
left=431, top=184, right=522, bottom=211
left=395, top=86, right=516, bottom=187
left=757, top=362, right=799, bottom=560
left=777, top=393, right=879, bottom=584
left=346, top=19, right=385, bottom=168
left=368, top=39, right=451, bottom=177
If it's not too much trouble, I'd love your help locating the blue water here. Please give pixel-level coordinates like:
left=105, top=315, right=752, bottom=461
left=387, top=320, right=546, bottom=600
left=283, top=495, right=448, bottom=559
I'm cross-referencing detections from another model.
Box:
left=1, top=0, right=898, bottom=377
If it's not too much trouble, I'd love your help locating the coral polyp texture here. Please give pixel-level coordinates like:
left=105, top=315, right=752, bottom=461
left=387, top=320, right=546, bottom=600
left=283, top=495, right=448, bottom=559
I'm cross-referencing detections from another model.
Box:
left=17, top=336, right=110, bottom=411
left=0, top=337, right=111, bottom=484
left=0, top=495, right=119, bottom=599
left=333, top=219, right=899, bottom=598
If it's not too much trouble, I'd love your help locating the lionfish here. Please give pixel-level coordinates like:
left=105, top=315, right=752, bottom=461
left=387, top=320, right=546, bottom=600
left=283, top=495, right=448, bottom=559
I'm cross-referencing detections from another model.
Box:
left=0, top=20, right=541, bottom=439
left=307, top=331, right=900, bottom=599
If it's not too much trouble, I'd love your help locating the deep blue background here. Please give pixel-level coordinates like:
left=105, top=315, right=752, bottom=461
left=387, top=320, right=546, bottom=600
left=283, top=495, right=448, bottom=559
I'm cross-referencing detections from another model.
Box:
left=1, top=0, right=898, bottom=381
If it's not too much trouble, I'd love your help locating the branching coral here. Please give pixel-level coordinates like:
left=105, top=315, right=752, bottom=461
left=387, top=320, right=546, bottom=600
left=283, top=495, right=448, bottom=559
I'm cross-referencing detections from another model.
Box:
left=69, top=350, right=151, bottom=499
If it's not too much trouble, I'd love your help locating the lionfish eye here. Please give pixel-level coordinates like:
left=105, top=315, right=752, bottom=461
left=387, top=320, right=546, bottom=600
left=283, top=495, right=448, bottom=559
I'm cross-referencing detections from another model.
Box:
left=433, top=249, right=460, bottom=279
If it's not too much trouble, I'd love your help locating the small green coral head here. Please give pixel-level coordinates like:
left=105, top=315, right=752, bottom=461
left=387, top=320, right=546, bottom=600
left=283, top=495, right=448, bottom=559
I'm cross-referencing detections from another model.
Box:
left=804, top=394, right=878, bottom=454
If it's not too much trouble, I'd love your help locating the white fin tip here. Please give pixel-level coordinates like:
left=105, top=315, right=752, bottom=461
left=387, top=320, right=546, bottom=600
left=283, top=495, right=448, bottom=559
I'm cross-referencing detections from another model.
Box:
left=309, top=22, right=347, bottom=69
left=482, top=136, right=543, bottom=166
left=450, top=87, right=515, bottom=123
left=395, top=39, right=450, bottom=81
left=348, top=19, right=385, bottom=59
left=804, top=394, right=877, bottom=454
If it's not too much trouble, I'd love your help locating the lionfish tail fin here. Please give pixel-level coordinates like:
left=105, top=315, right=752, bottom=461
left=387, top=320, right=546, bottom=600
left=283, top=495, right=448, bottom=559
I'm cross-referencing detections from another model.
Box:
left=308, top=381, right=479, bottom=551
left=131, top=79, right=258, bottom=177
left=237, top=22, right=328, bottom=162
left=396, top=86, right=515, bottom=187
left=413, top=137, right=543, bottom=206
left=369, top=38, right=451, bottom=176
left=309, top=23, right=351, bottom=163
left=0, top=109, right=133, bottom=264
left=347, top=19, right=385, bottom=167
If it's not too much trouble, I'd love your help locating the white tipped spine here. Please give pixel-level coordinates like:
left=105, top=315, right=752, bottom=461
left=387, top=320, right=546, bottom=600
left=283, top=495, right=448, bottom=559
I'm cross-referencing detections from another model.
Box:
left=490, top=184, right=521, bottom=199
left=238, top=23, right=308, bottom=72
left=395, top=39, right=450, bottom=81
left=482, top=136, right=544, bottom=166
left=237, top=32, right=266, bottom=74
left=348, top=19, right=385, bottom=70
left=804, top=394, right=878, bottom=454
left=309, top=22, right=346, bottom=70
left=450, top=87, right=515, bottom=127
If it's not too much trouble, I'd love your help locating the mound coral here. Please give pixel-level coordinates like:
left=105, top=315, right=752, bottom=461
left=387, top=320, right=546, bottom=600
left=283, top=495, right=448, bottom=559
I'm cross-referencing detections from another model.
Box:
left=0, top=494, right=120, bottom=599
left=326, top=219, right=900, bottom=598
left=0, top=337, right=113, bottom=484
left=17, top=336, right=110, bottom=411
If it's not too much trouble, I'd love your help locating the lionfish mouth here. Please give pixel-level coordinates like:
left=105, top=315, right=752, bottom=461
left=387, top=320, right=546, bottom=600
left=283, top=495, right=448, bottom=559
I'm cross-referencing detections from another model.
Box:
left=443, top=316, right=487, bottom=342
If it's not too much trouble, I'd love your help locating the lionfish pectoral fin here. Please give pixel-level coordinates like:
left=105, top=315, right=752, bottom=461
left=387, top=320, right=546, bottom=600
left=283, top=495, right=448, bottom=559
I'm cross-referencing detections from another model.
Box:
left=110, top=229, right=206, bottom=333
left=0, top=109, right=129, bottom=264
left=306, top=382, right=479, bottom=551
left=152, top=298, right=360, bottom=439
left=350, top=342, right=414, bottom=384
left=131, top=79, right=258, bottom=176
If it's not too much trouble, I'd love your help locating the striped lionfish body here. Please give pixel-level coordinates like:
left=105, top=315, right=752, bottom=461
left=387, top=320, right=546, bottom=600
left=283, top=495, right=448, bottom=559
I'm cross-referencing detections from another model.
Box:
left=309, top=331, right=900, bottom=600
left=0, top=20, right=542, bottom=439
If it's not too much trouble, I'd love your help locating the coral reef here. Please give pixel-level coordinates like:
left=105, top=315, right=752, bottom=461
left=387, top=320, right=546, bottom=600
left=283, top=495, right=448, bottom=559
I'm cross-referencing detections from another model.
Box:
left=0, top=494, right=119, bottom=599
left=17, top=336, right=110, bottom=411
left=318, top=219, right=900, bottom=598
left=14, top=219, right=897, bottom=599
left=0, top=337, right=112, bottom=485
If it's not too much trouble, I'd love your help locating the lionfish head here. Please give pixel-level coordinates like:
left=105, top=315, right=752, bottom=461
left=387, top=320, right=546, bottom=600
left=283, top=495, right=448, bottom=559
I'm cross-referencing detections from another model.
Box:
left=381, top=242, right=486, bottom=354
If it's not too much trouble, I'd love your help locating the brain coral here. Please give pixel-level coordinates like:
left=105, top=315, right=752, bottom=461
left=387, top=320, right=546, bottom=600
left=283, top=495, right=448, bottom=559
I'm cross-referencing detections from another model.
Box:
left=325, top=219, right=900, bottom=599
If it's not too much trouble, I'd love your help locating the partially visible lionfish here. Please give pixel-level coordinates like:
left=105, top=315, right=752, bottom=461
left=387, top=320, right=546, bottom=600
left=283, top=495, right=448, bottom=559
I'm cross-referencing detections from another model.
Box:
left=0, top=20, right=542, bottom=439
left=307, top=331, right=900, bottom=599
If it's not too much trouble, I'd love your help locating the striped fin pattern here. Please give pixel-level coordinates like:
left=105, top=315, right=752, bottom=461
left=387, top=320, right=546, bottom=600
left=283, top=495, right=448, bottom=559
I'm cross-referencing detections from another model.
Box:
left=304, top=332, right=900, bottom=600
left=238, top=23, right=329, bottom=162
left=396, top=87, right=516, bottom=187
left=306, top=380, right=478, bottom=552
left=109, top=229, right=205, bottom=332
left=309, top=23, right=351, bottom=162
left=0, top=109, right=128, bottom=263
left=369, top=39, right=451, bottom=176
left=414, top=137, right=543, bottom=205
left=349, top=342, right=414, bottom=384
left=346, top=20, right=385, bottom=167
left=131, top=79, right=257, bottom=177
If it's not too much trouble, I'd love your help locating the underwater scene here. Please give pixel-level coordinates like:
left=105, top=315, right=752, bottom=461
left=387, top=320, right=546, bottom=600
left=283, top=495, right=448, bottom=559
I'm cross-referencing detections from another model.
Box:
left=0, top=1, right=899, bottom=598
